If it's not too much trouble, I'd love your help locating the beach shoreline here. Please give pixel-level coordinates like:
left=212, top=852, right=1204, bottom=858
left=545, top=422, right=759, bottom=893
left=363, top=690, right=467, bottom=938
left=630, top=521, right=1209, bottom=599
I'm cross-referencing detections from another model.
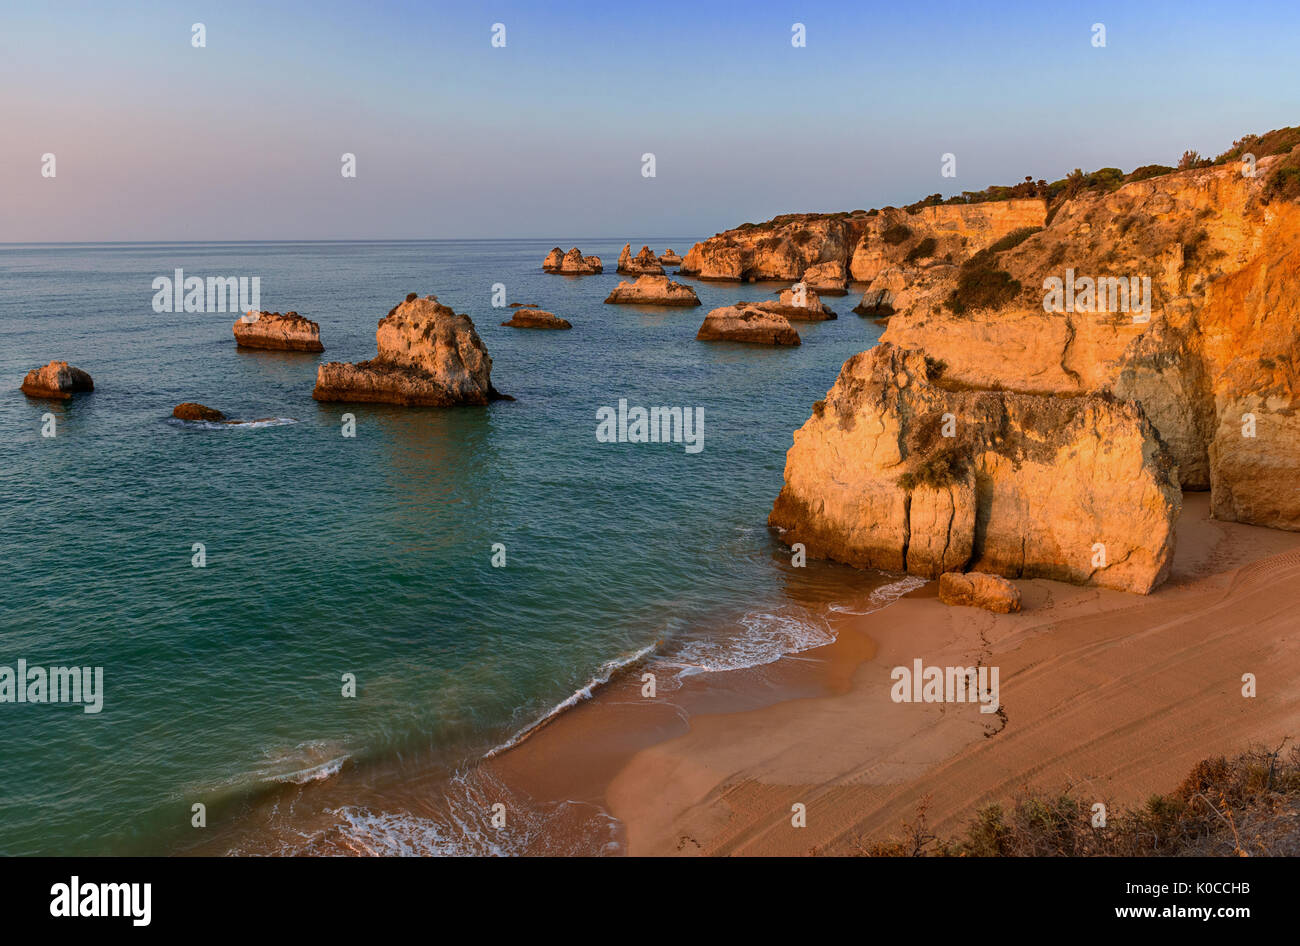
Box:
left=482, top=492, right=1300, bottom=855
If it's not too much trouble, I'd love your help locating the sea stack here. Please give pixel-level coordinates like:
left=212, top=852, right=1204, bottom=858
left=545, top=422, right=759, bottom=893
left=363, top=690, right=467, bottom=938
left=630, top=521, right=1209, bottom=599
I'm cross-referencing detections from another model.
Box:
left=604, top=275, right=701, bottom=306
left=233, top=311, right=324, bottom=352
left=543, top=247, right=603, bottom=274
left=760, top=284, right=836, bottom=321
left=312, top=294, right=507, bottom=406
left=20, top=361, right=94, bottom=399
left=501, top=308, right=572, bottom=329
left=696, top=305, right=801, bottom=345
left=617, top=243, right=665, bottom=276
left=659, top=248, right=683, bottom=267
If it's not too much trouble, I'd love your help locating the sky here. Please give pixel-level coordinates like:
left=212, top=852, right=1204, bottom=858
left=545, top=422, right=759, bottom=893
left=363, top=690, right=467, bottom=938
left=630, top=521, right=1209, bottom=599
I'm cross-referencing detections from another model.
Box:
left=2, top=0, right=1298, bottom=241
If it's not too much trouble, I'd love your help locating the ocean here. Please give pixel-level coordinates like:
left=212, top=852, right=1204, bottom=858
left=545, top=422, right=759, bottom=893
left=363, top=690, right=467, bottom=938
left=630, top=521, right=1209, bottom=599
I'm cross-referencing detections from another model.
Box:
left=0, top=239, right=896, bottom=855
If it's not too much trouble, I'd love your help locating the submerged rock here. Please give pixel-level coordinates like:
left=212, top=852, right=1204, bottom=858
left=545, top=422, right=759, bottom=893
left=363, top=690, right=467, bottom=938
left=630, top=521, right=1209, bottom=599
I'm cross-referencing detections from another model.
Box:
left=313, top=294, right=508, bottom=406
left=769, top=343, right=1180, bottom=593
left=604, top=275, right=701, bottom=306
left=501, top=308, right=572, bottom=329
left=939, top=572, right=1022, bottom=613
left=20, top=361, right=94, bottom=399
left=696, top=305, right=801, bottom=345
left=233, top=311, right=324, bottom=352
left=543, top=247, right=602, bottom=274
left=617, top=243, right=665, bottom=276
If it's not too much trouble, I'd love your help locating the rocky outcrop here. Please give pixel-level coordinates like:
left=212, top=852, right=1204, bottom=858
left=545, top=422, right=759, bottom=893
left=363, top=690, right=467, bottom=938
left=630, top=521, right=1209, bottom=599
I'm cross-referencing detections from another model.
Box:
left=696, top=306, right=801, bottom=346
left=680, top=213, right=872, bottom=282
left=604, top=275, right=701, bottom=306
left=313, top=294, right=507, bottom=406
left=939, top=572, right=1022, bottom=613
left=20, top=361, right=93, bottom=399
left=759, top=284, right=836, bottom=321
left=617, top=243, right=665, bottom=276
left=543, top=247, right=602, bottom=274
left=879, top=158, right=1300, bottom=530
left=769, top=344, right=1180, bottom=593
left=173, top=402, right=227, bottom=422
left=501, top=307, right=571, bottom=329
left=659, top=249, right=683, bottom=266
left=801, top=260, right=848, bottom=295
left=233, top=311, right=324, bottom=352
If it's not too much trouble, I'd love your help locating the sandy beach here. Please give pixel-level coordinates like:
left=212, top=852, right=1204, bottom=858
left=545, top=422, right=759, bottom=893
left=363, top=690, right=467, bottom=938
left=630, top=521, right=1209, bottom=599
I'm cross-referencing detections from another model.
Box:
left=485, top=492, right=1300, bottom=855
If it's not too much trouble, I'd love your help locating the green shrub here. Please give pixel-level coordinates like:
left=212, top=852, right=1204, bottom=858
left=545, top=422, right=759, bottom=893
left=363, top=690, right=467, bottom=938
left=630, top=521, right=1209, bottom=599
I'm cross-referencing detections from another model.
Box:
left=882, top=223, right=912, bottom=245
left=904, top=236, right=938, bottom=262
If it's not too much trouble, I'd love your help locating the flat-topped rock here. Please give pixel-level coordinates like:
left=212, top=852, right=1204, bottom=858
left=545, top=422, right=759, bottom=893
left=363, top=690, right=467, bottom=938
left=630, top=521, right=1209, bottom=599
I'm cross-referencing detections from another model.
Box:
left=939, top=571, right=1022, bottom=613
left=20, top=361, right=94, bottom=399
left=659, top=248, right=683, bottom=266
left=313, top=294, right=508, bottom=406
left=501, top=308, right=572, bottom=329
left=604, top=275, right=701, bottom=307
left=233, top=310, right=324, bottom=352
left=617, top=243, right=665, bottom=276
left=543, top=247, right=602, bottom=274
left=696, top=305, right=801, bottom=345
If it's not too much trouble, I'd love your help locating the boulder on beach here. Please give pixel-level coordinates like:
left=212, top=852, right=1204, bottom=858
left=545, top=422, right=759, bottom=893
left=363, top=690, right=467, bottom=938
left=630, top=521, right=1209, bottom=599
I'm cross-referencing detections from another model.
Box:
left=659, top=248, right=683, bottom=266
left=233, top=311, right=324, bottom=352
left=696, top=305, right=801, bottom=345
left=938, top=571, right=1022, bottom=613
left=173, top=402, right=227, bottom=422
left=543, top=247, right=602, bottom=274
left=617, top=243, right=665, bottom=276
left=603, top=275, right=701, bottom=307
left=501, top=308, right=572, bottom=330
left=20, top=361, right=94, bottom=399
left=313, top=294, right=509, bottom=406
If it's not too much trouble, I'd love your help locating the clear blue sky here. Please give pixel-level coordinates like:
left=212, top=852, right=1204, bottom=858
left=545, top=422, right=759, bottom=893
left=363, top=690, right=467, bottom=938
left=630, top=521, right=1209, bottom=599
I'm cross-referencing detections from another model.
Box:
left=2, top=0, right=1297, bottom=241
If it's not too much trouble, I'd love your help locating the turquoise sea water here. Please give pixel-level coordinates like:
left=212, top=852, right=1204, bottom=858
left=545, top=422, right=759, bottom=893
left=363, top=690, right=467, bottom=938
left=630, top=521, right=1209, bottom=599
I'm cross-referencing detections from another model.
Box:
left=0, top=240, right=890, bottom=855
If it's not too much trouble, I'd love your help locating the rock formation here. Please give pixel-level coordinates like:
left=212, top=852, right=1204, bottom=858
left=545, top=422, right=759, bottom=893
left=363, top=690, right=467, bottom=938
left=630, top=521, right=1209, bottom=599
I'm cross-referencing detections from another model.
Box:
left=543, top=247, right=602, bottom=274
left=760, top=284, right=836, bottom=321
left=617, top=243, right=665, bottom=276
left=173, top=403, right=227, bottom=422
left=604, top=275, right=701, bottom=306
left=313, top=294, right=507, bottom=406
left=800, top=260, right=848, bottom=295
left=233, top=311, right=324, bottom=352
left=769, top=344, right=1180, bottom=593
left=678, top=200, right=1044, bottom=284
left=659, top=248, right=683, bottom=266
left=877, top=158, right=1300, bottom=530
left=20, top=361, right=93, bottom=399
left=939, top=572, right=1022, bottom=613
left=501, top=307, right=571, bottom=329
left=696, top=305, right=801, bottom=346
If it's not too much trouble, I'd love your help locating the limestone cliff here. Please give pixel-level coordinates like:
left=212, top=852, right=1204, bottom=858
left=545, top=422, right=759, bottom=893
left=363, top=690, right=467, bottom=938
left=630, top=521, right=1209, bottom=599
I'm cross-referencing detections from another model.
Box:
left=768, top=345, right=1180, bottom=593
left=879, top=158, right=1300, bottom=529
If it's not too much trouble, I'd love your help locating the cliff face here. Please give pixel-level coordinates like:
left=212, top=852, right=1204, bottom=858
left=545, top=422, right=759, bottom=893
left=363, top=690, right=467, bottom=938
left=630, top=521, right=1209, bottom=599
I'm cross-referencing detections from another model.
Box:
left=678, top=200, right=1045, bottom=285
left=879, top=158, right=1300, bottom=529
left=769, top=345, right=1181, bottom=593
left=313, top=295, right=503, bottom=406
